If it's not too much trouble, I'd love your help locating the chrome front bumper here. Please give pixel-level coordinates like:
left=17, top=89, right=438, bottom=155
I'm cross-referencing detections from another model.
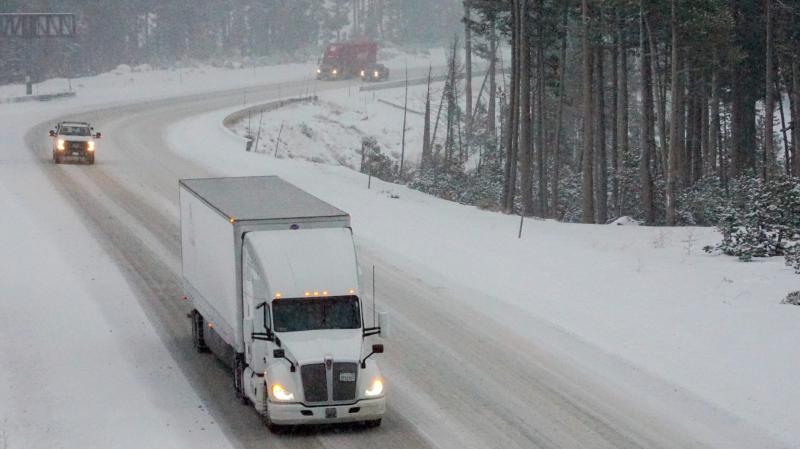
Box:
left=268, top=397, right=385, bottom=425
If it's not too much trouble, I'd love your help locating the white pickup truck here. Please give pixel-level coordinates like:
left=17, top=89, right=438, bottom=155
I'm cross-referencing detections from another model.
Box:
left=49, top=121, right=101, bottom=164
left=179, top=176, right=388, bottom=432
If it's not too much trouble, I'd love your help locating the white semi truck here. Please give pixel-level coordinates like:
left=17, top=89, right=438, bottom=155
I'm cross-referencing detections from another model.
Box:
left=179, top=176, right=388, bottom=431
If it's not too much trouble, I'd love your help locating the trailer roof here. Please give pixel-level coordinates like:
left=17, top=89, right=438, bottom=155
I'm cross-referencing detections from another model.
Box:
left=180, top=176, right=348, bottom=222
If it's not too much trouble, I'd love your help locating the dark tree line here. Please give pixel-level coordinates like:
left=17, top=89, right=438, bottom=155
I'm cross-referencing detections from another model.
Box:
left=0, top=0, right=460, bottom=84
left=450, top=0, right=800, bottom=225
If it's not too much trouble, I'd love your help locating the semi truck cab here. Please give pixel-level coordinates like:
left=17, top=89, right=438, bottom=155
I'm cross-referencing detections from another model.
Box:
left=179, top=176, right=388, bottom=432
left=240, top=228, right=387, bottom=428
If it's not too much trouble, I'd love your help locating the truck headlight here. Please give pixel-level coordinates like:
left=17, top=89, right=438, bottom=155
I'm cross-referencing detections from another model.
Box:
left=87, top=141, right=95, bottom=152
left=373, top=70, right=379, bottom=77
left=332, top=68, right=338, bottom=75
left=365, top=378, right=383, bottom=397
left=271, top=383, right=294, bottom=401
left=316, top=68, right=321, bottom=74
left=57, top=139, right=65, bottom=150
left=360, top=70, right=365, bottom=77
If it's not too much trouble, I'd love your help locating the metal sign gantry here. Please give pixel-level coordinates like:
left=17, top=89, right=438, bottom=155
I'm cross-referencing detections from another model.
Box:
left=0, top=13, right=77, bottom=94
left=0, top=13, right=76, bottom=38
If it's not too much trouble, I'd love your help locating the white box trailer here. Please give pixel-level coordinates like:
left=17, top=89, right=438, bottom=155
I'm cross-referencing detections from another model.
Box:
left=179, top=176, right=387, bottom=431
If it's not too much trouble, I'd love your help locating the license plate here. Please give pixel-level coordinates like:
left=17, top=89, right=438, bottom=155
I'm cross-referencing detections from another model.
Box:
left=339, top=372, right=355, bottom=382
left=325, top=408, right=337, bottom=419
left=71, top=151, right=80, bottom=155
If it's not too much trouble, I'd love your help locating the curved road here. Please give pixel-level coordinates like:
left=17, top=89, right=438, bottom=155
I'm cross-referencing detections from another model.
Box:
left=20, top=76, right=760, bottom=449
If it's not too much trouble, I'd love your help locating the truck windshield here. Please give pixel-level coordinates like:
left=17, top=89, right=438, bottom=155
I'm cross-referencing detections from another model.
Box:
left=60, top=126, right=91, bottom=136
left=272, top=296, right=361, bottom=332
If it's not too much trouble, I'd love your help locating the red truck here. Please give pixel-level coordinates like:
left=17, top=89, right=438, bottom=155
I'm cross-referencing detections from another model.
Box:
left=316, top=40, right=389, bottom=82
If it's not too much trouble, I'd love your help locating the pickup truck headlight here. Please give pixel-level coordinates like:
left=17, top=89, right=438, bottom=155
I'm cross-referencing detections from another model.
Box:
left=373, top=70, right=379, bottom=77
left=57, top=139, right=65, bottom=150
left=365, top=378, right=383, bottom=397
left=87, top=141, right=95, bottom=152
left=332, top=68, right=338, bottom=75
left=271, top=383, right=294, bottom=401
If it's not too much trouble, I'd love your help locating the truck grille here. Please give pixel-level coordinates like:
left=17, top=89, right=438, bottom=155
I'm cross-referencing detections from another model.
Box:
left=67, top=141, right=86, bottom=151
left=301, top=364, right=327, bottom=402
left=300, top=362, right=358, bottom=403
left=332, top=363, right=358, bottom=401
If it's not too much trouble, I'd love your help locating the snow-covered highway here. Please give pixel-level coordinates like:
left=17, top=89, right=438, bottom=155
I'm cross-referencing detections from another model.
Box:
left=1, top=62, right=796, bottom=449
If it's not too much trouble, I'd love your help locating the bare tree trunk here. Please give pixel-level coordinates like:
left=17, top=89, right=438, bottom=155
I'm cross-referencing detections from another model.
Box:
left=793, top=59, right=800, bottom=175
left=488, top=15, right=497, bottom=141
left=666, top=0, right=683, bottom=225
left=503, top=0, right=520, bottom=213
left=617, top=15, right=629, bottom=218
left=581, top=0, right=595, bottom=223
left=684, top=52, right=695, bottom=187
left=646, top=17, right=667, bottom=175
left=519, top=0, right=534, bottom=216
left=610, top=11, right=620, bottom=217
left=710, top=57, right=721, bottom=177
left=551, top=1, right=568, bottom=219
left=400, top=65, right=408, bottom=176
left=640, top=0, right=655, bottom=225
left=700, top=76, right=710, bottom=178
left=464, top=1, right=473, bottom=145
left=776, top=77, right=790, bottom=175
left=763, top=0, right=773, bottom=180
left=686, top=65, right=702, bottom=184
left=595, top=43, right=608, bottom=224
left=536, top=0, right=546, bottom=216
left=422, top=66, right=432, bottom=170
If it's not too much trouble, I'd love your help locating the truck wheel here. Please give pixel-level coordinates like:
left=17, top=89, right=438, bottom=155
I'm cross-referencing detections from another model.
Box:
left=365, top=419, right=382, bottom=428
left=191, top=310, right=209, bottom=353
left=87, top=153, right=95, bottom=165
left=233, top=353, right=248, bottom=405
left=262, top=411, right=287, bottom=434
left=53, top=152, right=61, bottom=164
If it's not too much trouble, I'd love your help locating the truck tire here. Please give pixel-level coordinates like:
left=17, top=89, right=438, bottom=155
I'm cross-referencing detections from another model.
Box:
left=262, top=410, right=287, bottom=434
left=233, top=353, right=249, bottom=405
left=87, top=153, right=95, bottom=165
left=191, top=310, right=209, bottom=353
left=53, top=152, right=61, bottom=164
left=365, top=419, right=382, bottom=428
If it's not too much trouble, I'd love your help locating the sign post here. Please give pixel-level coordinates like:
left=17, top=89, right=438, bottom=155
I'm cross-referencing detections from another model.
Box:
left=0, top=13, right=77, bottom=95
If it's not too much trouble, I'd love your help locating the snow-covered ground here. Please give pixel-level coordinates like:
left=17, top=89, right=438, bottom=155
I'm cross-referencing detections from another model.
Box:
left=0, top=47, right=445, bottom=106
left=172, top=89, right=800, bottom=446
left=0, top=50, right=446, bottom=449
left=232, top=75, right=481, bottom=171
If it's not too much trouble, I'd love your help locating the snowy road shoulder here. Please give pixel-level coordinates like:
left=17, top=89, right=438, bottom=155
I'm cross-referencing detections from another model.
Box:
left=0, top=177, right=233, bottom=449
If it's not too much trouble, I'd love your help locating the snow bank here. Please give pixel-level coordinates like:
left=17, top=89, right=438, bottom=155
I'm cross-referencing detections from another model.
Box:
left=0, top=173, right=232, bottom=449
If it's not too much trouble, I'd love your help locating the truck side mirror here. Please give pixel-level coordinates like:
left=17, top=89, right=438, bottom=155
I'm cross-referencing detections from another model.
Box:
left=49, top=130, right=55, bottom=137
left=361, top=344, right=384, bottom=368
left=378, top=312, right=390, bottom=338
left=95, top=132, right=102, bottom=139
left=273, top=348, right=295, bottom=372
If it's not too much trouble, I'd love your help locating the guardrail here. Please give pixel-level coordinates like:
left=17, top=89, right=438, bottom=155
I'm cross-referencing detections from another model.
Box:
left=222, top=95, right=317, bottom=128
left=359, top=70, right=487, bottom=92
left=0, top=91, right=76, bottom=104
